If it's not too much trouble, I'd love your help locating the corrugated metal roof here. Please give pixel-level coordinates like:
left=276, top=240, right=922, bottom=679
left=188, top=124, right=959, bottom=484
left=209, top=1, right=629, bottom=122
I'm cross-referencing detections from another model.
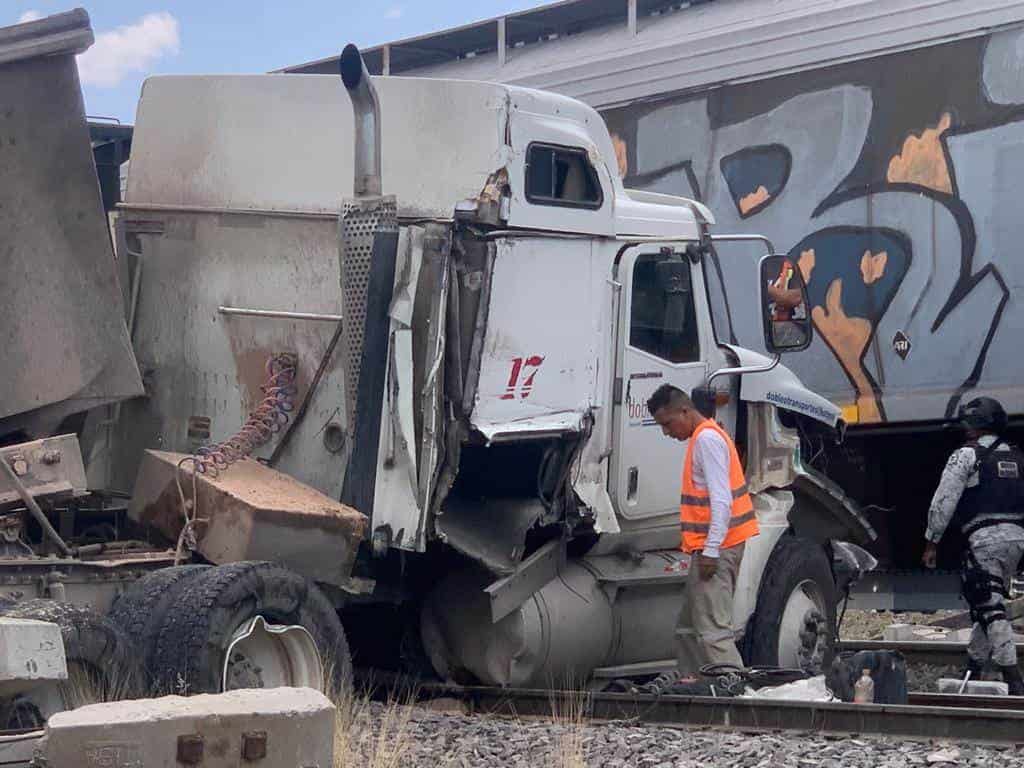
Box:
left=281, top=0, right=640, bottom=75
left=283, top=0, right=1024, bottom=108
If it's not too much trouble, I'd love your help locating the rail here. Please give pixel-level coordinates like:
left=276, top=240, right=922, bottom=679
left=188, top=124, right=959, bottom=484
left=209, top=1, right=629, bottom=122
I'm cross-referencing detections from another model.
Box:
left=837, top=638, right=1024, bottom=667
left=366, top=679, right=1024, bottom=744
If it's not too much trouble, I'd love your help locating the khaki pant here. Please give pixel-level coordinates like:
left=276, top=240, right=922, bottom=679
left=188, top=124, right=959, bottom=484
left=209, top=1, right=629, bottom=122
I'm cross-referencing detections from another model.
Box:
left=675, top=543, right=745, bottom=674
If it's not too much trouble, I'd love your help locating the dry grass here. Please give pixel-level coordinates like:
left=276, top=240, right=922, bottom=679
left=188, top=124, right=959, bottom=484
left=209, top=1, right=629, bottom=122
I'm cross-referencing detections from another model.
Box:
left=328, top=666, right=421, bottom=768
left=547, top=682, right=590, bottom=768
left=332, top=689, right=420, bottom=768
left=324, top=652, right=596, bottom=768
left=59, top=661, right=141, bottom=711
left=327, top=675, right=594, bottom=768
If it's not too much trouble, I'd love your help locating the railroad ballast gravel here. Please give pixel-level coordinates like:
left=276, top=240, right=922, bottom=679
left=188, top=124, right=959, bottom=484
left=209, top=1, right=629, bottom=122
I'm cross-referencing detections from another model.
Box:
left=343, top=700, right=1024, bottom=767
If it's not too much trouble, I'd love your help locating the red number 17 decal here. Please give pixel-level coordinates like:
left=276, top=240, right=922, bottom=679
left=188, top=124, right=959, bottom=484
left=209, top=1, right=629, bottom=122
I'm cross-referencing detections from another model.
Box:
left=502, top=355, right=544, bottom=400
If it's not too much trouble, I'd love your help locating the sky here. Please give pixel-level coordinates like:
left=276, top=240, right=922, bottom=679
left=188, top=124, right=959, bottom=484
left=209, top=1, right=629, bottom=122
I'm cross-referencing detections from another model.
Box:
left=9, top=1, right=551, bottom=124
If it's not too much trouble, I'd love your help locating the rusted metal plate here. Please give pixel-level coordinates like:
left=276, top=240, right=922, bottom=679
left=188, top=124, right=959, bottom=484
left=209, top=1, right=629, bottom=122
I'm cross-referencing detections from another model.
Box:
left=0, top=10, right=142, bottom=437
left=129, top=450, right=367, bottom=587
left=0, top=434, right=87, bottom=508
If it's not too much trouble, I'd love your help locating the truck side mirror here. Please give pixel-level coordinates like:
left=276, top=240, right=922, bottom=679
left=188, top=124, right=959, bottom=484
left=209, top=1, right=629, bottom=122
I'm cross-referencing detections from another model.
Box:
left=760, top=254, right=812, bottom=353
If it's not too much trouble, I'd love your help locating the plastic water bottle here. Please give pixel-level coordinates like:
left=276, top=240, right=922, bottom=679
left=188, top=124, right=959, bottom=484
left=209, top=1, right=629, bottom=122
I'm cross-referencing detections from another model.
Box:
left=854, top=669, right=875, bottom=704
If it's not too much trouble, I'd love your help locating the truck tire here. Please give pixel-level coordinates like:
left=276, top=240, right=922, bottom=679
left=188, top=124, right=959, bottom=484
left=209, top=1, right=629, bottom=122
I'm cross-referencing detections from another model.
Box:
left=743, top=534, right=837, bottom=673
left=107, top=564, right=211, bottom=690
left=152, top=561, right=351, bottom=697
left=0, top=599, right=140, bottom=718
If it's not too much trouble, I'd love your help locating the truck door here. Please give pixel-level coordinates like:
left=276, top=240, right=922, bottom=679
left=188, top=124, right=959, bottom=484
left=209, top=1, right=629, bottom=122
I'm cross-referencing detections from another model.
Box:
left=611, top=245, right=711, bottom=521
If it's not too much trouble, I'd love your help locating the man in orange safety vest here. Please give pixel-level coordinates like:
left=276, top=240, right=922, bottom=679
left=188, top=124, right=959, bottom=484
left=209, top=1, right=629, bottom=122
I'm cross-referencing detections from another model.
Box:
left=647, top=384, right=759, bottom=675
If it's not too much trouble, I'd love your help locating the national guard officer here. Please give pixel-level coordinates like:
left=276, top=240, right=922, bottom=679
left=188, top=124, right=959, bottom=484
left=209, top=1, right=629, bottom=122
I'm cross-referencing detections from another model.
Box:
left=922, top=396, right=1024, bottom=694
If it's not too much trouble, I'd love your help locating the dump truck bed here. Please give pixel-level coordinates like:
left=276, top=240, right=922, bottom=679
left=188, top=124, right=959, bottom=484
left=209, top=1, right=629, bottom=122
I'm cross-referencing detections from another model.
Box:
left=0, top=10, right=142, bottom=439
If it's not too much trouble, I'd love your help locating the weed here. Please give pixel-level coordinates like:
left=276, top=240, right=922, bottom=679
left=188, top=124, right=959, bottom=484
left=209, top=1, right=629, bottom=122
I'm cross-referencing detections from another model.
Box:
left=548, top=682, right=590, bottom=768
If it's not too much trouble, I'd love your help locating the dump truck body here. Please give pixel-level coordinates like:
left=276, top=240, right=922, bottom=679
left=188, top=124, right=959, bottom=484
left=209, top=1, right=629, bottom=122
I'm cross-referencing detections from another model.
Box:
left=0, top=10, right=142, bottom=441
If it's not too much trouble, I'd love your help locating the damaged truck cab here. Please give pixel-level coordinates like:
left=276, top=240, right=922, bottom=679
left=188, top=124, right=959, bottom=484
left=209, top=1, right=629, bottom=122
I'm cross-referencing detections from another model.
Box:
left=116, top=47, right=874, bottom=687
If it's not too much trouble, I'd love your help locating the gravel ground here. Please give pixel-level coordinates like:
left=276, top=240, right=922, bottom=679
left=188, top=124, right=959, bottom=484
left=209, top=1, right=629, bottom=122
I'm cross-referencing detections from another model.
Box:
left=905, top=663, right=963, bottom=692
left=839, top=609, right=964, bottom=640
left=838, top=609, right=1010, bottom=691
left=342, top=701, right=1024, bottom=767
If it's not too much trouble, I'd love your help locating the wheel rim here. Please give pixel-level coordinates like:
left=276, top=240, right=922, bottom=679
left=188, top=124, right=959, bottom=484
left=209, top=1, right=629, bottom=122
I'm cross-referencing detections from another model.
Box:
left=777, top=579, right=827, bottom=669
left=222, top=616, right=324, bottom=692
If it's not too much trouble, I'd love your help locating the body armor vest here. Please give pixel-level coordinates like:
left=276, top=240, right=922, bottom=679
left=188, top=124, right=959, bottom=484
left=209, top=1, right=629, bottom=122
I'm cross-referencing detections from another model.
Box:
left=954, top=440, right=1024, bottom=537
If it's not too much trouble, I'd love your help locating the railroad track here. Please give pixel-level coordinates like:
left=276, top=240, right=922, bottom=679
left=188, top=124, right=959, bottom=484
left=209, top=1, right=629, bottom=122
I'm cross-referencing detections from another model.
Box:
left=409, top=683, right=1024, bottom=743
left=837, top=638, right=1024, bottom=667
left=361, top=669, right=1024, bottom=744
left=358, top=636, right=1024, bottom=743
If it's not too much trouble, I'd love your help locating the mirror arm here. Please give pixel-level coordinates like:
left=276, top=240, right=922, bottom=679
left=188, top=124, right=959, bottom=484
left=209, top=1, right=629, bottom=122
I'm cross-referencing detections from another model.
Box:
left=707, top=354, right=781, bottom=386
left=709, top=233, right=777, bottom=255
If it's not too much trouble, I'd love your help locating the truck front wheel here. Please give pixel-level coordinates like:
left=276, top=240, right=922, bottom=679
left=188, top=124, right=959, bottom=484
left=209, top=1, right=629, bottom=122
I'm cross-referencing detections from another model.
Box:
left=743, top=534, right=837, bottom=673
left=152, top=562, right=351, bottom=698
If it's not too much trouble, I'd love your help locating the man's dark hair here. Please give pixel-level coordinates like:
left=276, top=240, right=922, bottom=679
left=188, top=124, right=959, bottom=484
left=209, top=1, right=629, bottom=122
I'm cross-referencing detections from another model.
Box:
left=647, top=384, right=695, bottom=416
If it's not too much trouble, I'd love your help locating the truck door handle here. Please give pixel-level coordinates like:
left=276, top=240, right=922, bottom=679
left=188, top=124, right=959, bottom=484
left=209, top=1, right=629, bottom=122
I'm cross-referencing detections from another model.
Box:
left=627, top=467, right=638, bottom=503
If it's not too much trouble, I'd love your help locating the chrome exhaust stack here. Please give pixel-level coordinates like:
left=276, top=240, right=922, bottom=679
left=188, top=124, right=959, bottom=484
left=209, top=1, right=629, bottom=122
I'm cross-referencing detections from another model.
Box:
left=339, top=43, right=382, bottom=198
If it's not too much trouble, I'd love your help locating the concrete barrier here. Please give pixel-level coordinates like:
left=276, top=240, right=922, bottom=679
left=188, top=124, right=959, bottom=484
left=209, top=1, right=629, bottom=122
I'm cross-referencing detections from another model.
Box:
left=0, top=617, right=66, bottom=696
left=39, top=687, right=335, bottom=767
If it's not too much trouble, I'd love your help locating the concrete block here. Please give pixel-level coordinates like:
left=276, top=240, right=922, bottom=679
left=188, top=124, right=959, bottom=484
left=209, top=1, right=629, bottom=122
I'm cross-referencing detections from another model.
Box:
left=882, top=624, right=967, bottom=642
left=882, top=623, right=912, bottom=641
left=42, top=687, right=335, bottom=768
left=0, top=618, right=66, bottom=696
left=129, top=450, right=367, bottom=587
left=937, top=678, right=1010, bottom=696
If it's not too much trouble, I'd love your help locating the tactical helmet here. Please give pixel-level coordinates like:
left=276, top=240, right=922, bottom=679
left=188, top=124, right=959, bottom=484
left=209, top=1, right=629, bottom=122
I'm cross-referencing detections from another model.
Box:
left=957, top=396, right=1008, bottom=434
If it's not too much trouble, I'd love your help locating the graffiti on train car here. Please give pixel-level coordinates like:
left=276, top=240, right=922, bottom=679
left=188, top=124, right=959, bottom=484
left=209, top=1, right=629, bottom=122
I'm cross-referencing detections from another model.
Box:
left=604, top=30, right=1024, bottom=425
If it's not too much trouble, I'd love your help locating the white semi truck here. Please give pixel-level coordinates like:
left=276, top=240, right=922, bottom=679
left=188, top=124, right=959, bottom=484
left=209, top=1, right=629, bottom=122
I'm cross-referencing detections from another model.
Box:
left=0, top=9, right=874, bottom=714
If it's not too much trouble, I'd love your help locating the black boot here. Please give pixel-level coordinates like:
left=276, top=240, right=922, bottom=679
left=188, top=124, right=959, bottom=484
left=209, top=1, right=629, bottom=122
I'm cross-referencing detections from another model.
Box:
left=1000, top=664, right=1024, bottom=696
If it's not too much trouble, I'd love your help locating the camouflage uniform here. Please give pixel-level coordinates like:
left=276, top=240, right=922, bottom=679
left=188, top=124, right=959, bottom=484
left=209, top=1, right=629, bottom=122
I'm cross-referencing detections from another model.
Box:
left=927, top=435, right=1024, bottom=666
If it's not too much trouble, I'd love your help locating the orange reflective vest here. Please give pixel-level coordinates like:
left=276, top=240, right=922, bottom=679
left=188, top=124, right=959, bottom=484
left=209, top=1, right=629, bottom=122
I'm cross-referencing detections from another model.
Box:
left=680, top=419, right=759, bottom=553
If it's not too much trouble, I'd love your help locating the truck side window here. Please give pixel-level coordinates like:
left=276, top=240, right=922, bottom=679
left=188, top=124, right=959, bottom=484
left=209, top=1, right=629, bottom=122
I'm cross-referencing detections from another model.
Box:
left=525, top=143, right=603, bottom=208
left=629, top=255, right=700, bottom=364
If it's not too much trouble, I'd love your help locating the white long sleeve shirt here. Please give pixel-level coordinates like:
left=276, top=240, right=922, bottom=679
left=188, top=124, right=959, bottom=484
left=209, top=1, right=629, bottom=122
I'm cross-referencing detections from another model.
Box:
left=689, top=427, right=733, bottom=558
